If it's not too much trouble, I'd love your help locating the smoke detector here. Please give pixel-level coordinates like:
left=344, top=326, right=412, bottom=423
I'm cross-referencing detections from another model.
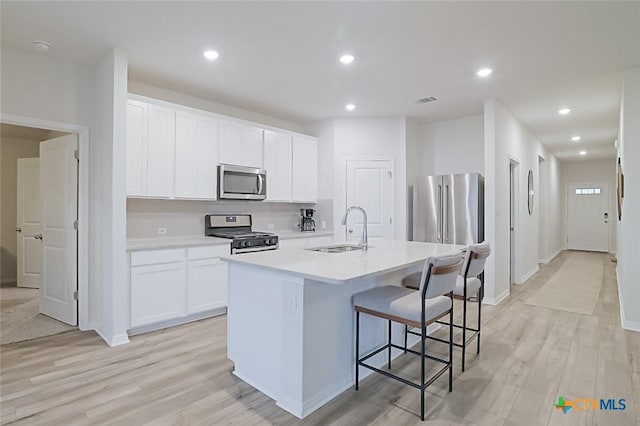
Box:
left=416, top=96, right=438, bottom=104
left=33, top=40, right=51, bottom=52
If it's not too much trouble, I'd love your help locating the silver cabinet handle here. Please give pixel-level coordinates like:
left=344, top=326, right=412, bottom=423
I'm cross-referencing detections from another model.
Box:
left=437, top=184, right=442, bottom=242
left=15, top=228, right=22, bottom=232
left=34, top=234, right=43, bottom=240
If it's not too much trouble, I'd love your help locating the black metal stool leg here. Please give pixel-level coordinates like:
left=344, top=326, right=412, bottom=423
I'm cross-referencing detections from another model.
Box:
left=355, top=311, right=360, bottom=390
left=388, top=320, right=392, bottom=369
left=462, top=288, right=467, bottom=372
left=404, top=324, right=408, bottom=354
left=421, top=325, right=426, bottom=421
left=477, top=288, right=482, bottom=354
left=448, top=302, right=453, bottom=392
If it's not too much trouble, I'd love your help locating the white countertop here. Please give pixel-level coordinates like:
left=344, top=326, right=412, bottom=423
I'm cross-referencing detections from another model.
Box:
left=222, top=239, right=465, bottom=284
left=126, top=230, right=334, bottom=251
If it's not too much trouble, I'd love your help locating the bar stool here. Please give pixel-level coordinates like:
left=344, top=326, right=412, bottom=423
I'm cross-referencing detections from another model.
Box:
left=353, top=252, right=463, bottom=421
left=403, top=242, right=491, bottom=372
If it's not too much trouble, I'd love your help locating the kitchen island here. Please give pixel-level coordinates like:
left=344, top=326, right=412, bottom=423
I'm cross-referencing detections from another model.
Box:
left=223, top=239, right=464, bottom=419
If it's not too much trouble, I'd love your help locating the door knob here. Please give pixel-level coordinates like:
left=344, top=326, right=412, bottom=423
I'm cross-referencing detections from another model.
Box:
left=348, top=229, right=354, bottom=234
left=15, top=228, right=22, bottom=233
left=34, top=234, right=43, bottom=240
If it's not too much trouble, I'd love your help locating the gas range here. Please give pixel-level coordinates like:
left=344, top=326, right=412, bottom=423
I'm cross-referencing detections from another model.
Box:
left=205, top=214, right=278, bottom=254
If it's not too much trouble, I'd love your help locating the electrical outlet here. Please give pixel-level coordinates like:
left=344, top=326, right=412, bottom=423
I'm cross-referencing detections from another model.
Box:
left=157, top=228, right=167, bottom=235
left=321, top=221, right=327, bottom=229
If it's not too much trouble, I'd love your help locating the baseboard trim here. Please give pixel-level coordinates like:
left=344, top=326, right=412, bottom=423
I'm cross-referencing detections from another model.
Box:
left=95, top=328, right=130, bottom=347
left=617, top=274, right=640, bottom=332
left=539, top=249, right=561, bottom=264
left=483, top=288, right=509, bottom=305
left=517, top=265, right=539, bottom=284
left=128, top=307, right=227, bottom=336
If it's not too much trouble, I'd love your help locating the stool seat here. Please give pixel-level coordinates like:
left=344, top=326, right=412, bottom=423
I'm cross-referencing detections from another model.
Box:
left=453, top=276, right=481, bottom=298
left=354, top=286, right=452, bottom=328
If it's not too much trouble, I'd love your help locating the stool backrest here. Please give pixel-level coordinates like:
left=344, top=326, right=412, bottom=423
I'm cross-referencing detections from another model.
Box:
left=420, top=252, right=464, bottom=299
left=461, top=241, right=491, bottom=278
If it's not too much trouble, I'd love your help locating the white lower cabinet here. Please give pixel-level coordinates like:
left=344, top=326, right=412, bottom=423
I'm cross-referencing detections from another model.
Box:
left=187, top=258, right=228, bottom=314
left=129, top=245, right=229, bottom=331
left=130, top=260, right=187, bottom=328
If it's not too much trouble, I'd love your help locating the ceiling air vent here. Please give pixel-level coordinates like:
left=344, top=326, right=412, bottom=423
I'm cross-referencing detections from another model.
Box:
left=416, top=96, right=438, bottom=104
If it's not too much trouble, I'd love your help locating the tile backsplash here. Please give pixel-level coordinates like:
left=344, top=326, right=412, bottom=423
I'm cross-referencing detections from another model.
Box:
left=127, top=198, right=333, bottom=238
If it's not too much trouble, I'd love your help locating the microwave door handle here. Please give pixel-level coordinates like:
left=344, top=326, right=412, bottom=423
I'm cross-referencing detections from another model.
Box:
left=257, top=174, right=264, bottom=195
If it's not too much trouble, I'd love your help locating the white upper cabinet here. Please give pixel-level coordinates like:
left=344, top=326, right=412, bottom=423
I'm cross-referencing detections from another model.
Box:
left=146, top=104, right=175, bottom=198
left=263, top=130, right=292, bottom=202
left=174, top=112, right=219, bottom=200
left=126, top=100, right=148, bottom=196
left=292, top=136, right=318, bottom=202
left=219, top=121, right=264, bottom=169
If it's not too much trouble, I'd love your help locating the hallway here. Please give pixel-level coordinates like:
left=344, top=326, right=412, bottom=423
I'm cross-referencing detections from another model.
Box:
left=0, top=251, right=638, bottom=425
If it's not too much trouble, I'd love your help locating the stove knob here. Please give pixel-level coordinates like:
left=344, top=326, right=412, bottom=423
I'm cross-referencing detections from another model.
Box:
left=270, top=238, right=278, bottom=245
left=240, top=241, right=250, bottom=248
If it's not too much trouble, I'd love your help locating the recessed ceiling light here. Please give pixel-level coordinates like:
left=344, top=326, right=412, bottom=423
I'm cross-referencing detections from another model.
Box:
left=476, top=68, right=492, bottom=77
left=571, top=136, right=581, bottom=141
left=345, top=103, right=356, bottom=111
left=579, top=150, right=587, bottom=156
left=203, top=50, right=219, bottom=60
left=340, top=54, right=355, bottom=65
left=558, top=108, right=571, bottom=115
left=33, top=40, right=51, bottom=52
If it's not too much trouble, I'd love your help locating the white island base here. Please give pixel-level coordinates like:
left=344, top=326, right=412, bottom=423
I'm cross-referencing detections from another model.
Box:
left=225, top=240, right=463, bottom=419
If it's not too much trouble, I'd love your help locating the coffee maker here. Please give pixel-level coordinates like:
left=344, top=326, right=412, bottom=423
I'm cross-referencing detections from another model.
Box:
left=299, top=208, right=316, bottom=232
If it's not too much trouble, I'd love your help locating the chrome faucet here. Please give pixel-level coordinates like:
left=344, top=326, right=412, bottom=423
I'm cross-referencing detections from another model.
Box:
left=341, top=206, right=368, bottom=250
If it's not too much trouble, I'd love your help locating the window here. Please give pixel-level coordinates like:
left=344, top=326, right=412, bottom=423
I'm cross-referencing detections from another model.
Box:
left=575, top=187, right=602, bottom=195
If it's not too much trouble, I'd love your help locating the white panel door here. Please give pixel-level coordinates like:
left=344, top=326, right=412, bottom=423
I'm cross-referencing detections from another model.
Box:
left=187, top=258, right=228, bottom=314
left=291, top=136, right=318, bottom=202
left=126, top=100, right=148, bottom=196
left=219, top=121, right=263, bottom=168
left=263, top=130, right=292, bottom=201
left=567, top=183, right=610, bottom=252
left=175, top=112, right=219, bottom=199
left=345, top=160, right=394, bottom=240
left=146, top=104, right=175, bottom=198
left=39, top=134, right=78, bottom=326
left=17, top=158, right=41, bottom=288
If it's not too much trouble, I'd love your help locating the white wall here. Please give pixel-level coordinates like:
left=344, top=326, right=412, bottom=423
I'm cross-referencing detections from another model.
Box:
left=129, top=81, right=304, bottom=134
left=617, top=68, right=640, bottom=330
left=311, top=118, right=408, bottom=240
left=422, top=114, right=484, bottom=176
left=484, top=99, right=563, bottom=304
left=0, top=136, right=40, bottom=283
left=561, top=159, right=617, bottom=252
left=538, top=155, right=563, bottom=263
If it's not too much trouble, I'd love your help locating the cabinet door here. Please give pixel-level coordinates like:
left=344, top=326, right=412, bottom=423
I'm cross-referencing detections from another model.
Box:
left=263, top=130, right=292, bottom=201
left=292, top=136, right=318, bottom=202
left=187, top=258, right=228, bottom=314
left=146, top=104, right=175, bottom=198
left=126, top=100, right=148, bottom=196
left=175, top=112, right=219, bottom=199
left=219, top=121, right=263, bottom=168
left=131, top=261, right=186, bottom=327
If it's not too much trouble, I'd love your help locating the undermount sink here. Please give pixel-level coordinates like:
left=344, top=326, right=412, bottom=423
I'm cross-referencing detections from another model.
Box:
left=307, top=244, right=364, bottom=253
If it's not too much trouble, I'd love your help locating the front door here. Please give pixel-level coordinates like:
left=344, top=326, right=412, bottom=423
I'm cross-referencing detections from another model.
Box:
left=39, top=134, right=78, bottom=325
left=16, top=158, right=41, bottom=288
left=567, top=183, right=610, bottom=252
left=345, top=159, right=394, bottom=240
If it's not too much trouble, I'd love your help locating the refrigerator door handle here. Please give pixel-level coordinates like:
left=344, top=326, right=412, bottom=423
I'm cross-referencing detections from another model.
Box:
left=437, top=184, right=442, bottom=242
left=444, top=184, right=450, bottom=243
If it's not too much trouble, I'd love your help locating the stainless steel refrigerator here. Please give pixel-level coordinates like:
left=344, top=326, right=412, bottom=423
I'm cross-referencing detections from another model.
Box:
left=409, top=173, right=484, bottom=245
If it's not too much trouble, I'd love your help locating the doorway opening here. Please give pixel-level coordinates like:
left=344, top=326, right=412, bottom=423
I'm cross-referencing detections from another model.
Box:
left=0, top=123, right=79, bottom=344
left=509, top=159, right=519, bottom=286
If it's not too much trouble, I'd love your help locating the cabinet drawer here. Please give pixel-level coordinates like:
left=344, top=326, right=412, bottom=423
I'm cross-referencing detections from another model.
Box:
left=187, top=245, right=230, bottom=260
left=131, top=248, right=185, bottom=266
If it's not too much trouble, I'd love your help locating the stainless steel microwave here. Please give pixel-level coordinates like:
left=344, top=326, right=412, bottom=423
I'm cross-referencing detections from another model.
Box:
left=218, top=164, right=267, bottom=200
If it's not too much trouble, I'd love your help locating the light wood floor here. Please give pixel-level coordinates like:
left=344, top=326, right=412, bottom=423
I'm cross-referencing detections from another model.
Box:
left=1, top=251, right=639, bottom=425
